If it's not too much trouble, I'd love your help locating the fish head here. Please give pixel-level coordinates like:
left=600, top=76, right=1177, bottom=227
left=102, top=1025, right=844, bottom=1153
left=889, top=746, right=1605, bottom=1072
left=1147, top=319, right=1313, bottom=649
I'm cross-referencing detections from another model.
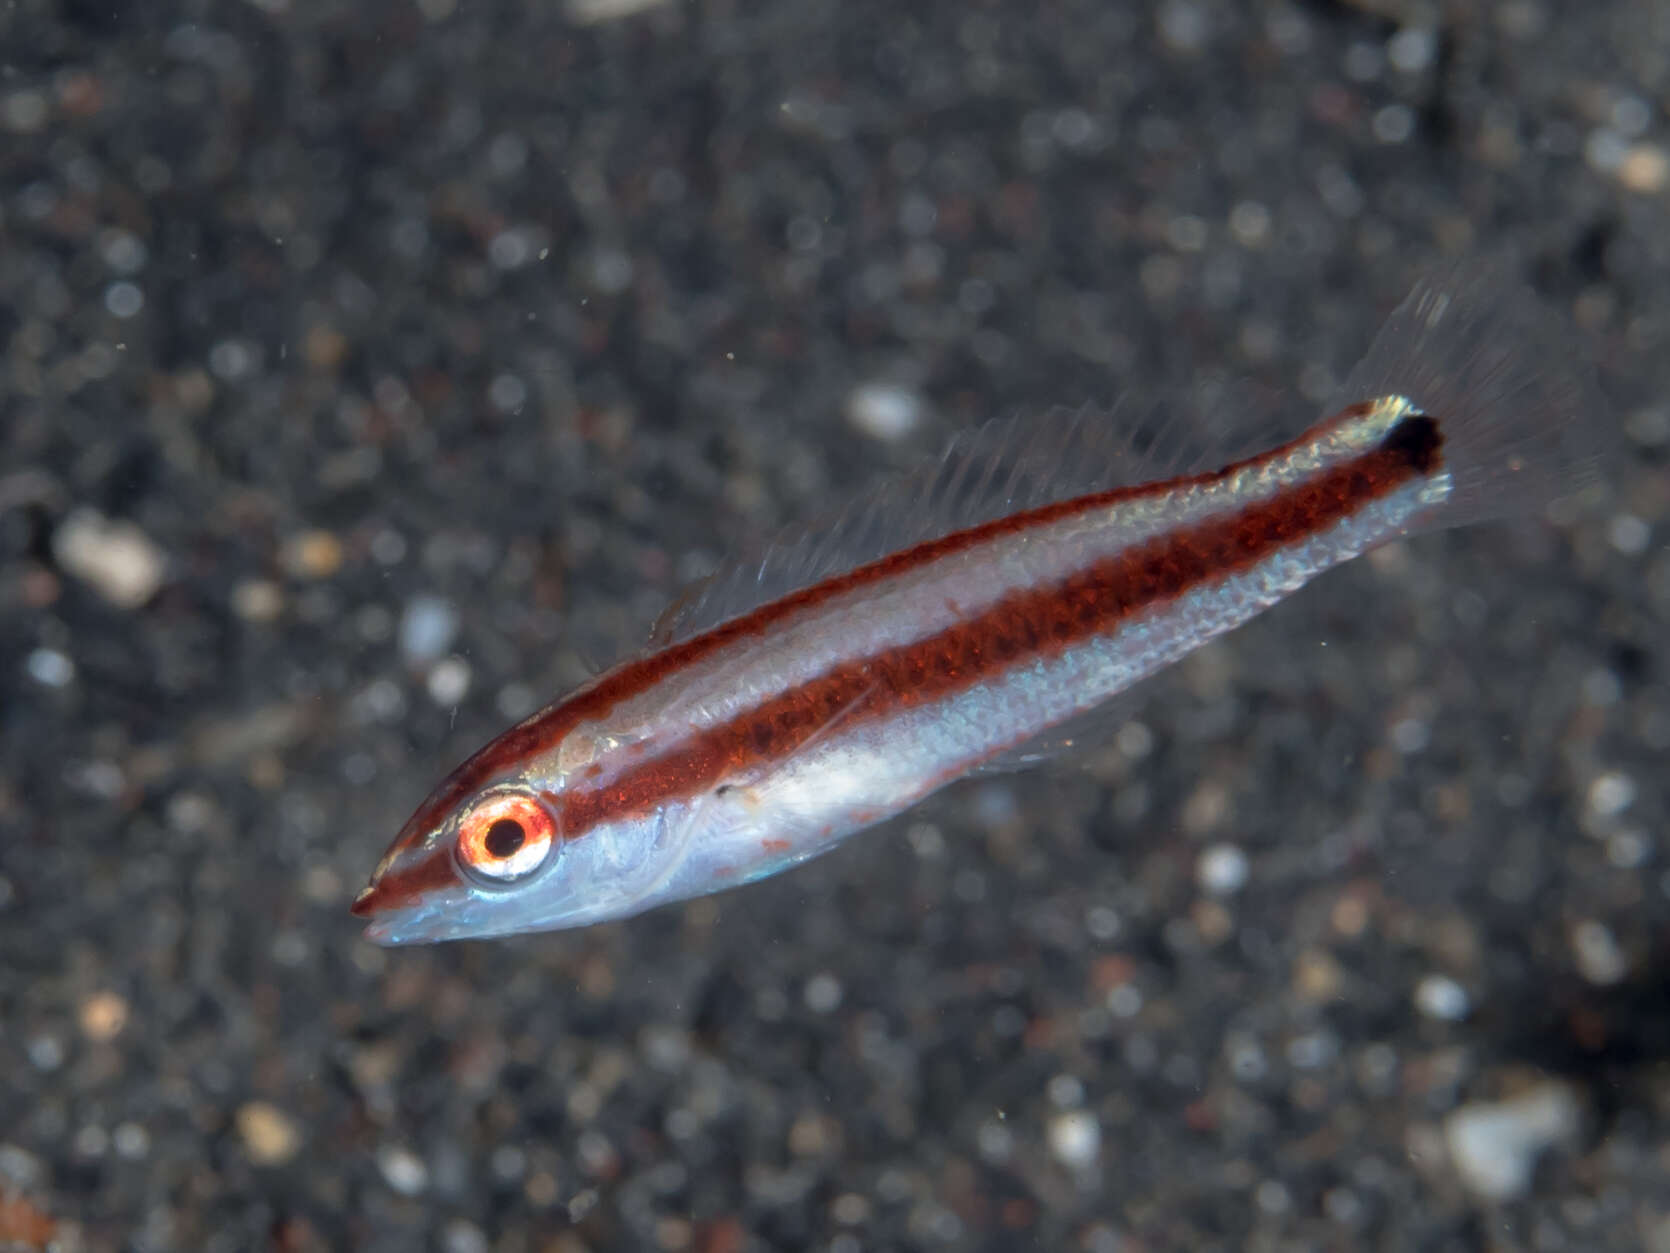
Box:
left=351, top=723, right=689, bottom=944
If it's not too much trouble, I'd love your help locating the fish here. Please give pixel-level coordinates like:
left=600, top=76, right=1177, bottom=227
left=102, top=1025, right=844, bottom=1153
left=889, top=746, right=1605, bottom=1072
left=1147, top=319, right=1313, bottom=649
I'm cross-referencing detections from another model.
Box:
left=351, top=265, right=1607, bottom=944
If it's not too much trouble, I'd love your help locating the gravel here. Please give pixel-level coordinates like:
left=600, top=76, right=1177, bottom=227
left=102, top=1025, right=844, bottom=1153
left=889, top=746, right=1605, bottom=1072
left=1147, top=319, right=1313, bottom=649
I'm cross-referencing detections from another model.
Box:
left=3, top=1, right=1669, bottom=1249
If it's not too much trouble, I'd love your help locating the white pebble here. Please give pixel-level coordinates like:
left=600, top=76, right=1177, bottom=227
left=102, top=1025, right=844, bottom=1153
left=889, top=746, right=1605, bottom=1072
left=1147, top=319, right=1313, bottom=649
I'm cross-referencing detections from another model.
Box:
left=490, top=228, right=536, bottom=270
left=1608, top=513, right=1650, bottom=555
left=845, top=381, right=923, bottom=443
left=53, top=508, right=166, bottom=608
left=441, top=1219, right=488, bottom=1253
left=1197, top=843, right=1249, bottom=896
left=1046, top=1074, right=1085, bottom=1108
left=1106, top=984, right=1142, bottom=1018
left=25, top=647, right=74, bottom=687
left=1585, top=127, right=1629, bottom=175
left=1084, top=904, right=1121, bottom=941
left=1611, top=94, right=1651, bottom=137
left=26, top=1034, right=64, bottom=1071
left=1586, top=772, right=1636, bottom=820
left=400, top=594, right=460, bottom=664
left=1047, top=1110, right=1101, bottom=1169
left=1414, top=973, right=1470, bottom=1022
left=1606, top=828, right=1649, bottom=869
left=377, top=1144, right=429, bottom=1196
left=1443, top=1083, right=1579, bottom=1201
left=427, top=656, right=472, bottom=706
left=803, top=971, right=843, bottom=1014
left=1372, top=103, right=1415, bottom=144
left=1390, top=716, right=1430, bottom=754
left=1571, top=920, right=1627, bottom=985
left=975, top=1119, right=1013, bottom=1163
left=104, top=281, right=144, bottom=318
left=2, top=89, right=48, bottom=133
left=208, top=339, right=257, bottom=381
left=100, top=229, right=147, bottom=274
left=1386, top=26, right=1435, bottom=73
left=587, top=245, right=634, bottom=292
left=1228, top=201, right=1271, bottom=248
left=0, top=1144, right=45, bottom=1189
left=1116, top=720, right=1153, bottom=759
left=1158, top=0, right=1208, bottom=52
left=1580, top=668, right=1621, bottom=707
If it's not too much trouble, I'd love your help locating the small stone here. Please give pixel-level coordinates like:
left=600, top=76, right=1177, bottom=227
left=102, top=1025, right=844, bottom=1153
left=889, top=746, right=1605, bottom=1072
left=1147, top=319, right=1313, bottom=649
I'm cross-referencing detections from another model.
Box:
left=113, top=1121, right=148, bottom=1159
left=0, top=1144, right=46, bottom=1190
left=1606, top=828, right=1649, bottom=869
left=563, top=0, right=673, bottom=29
left=1585, top=127, right=1629, bottom=174
left=280, top=530, right=343, bottom=580
left=377, top=1144, right=429, bottom=1195
left=788, top=1111, right=837, bottom=1157
left=831, top=1193, right=871, bottom=1225
left=1292, top=947, right=1346, bottom=1003
left=237, top=1101, right=301, bottom=1166
left=1618, top=144, right=1669, bottom=194
left=2, top=89, right=49, bottom=133
left=79, top=991, right=129, bottom=1042
left=1196, top=843, right=1249, bottom=896
left=1158, top=0, right=1208, bottom=53
left=426, top=656, right=472, bottom=706
left=1443, top=1082, right=1579, bottom=1201
left=231, top=578, right=284, bottom=622
left=1047, top=1110, right=1100, bottom=1169
left=1586, top=772, right=1636, bottom=820
left=1180, top=780, right=1229, bottom=833
left=24, top=647, right=74, bottom=687
left=53, top=509, right=166, bottom=608
left=440, top=1219, right=488, bottom=1253
left=1046, top=1074, right=1085, bottom=1108
left=1571, top=920, right=1627, bottom=985
left=1414, top=974, right=1470, bottom=1021
left=1608, top=513, right=1651, bottom=555
left=26, top=1034, right=64, bottom=1071
left=303, top=323, right=349, bottom=371
left=803, top=971, right=843, bottom=1014
left=0, top=1193, right=56, bottom=1247
left=845, top=381, right=923, bottom=443
left=400, top=594, right=460, bottom=664
left=105, top=281, right=144, bottom=318
left=1228, top=201, right=1271, bottom=248
left=1386, top=26, right=1435, bottom=74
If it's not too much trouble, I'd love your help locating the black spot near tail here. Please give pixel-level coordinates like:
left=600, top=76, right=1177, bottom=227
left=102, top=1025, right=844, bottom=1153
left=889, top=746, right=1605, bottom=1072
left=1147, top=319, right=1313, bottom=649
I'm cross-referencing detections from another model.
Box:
left=1378, top=412, right=1444, bottom=474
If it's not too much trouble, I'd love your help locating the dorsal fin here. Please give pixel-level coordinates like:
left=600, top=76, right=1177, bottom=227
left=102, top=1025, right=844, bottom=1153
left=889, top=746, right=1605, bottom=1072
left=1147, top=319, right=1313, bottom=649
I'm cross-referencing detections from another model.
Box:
left=649, top=391, right=1291, bottom=650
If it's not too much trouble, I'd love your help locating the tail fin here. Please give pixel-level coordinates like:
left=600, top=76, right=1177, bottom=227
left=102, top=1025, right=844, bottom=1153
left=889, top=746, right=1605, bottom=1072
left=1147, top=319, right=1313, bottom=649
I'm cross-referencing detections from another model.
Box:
left=1334, top=262, right=1613, bottom=532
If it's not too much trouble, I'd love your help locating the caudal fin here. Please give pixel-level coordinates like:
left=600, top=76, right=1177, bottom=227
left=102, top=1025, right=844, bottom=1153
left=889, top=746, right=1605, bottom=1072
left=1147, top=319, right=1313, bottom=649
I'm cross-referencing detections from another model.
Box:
left=1335, top=262, right=1613, bottom=532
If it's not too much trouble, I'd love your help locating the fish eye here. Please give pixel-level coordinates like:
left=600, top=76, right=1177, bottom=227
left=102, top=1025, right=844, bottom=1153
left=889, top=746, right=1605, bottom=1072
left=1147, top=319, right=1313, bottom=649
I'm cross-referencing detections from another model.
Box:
left=455, top=791, right=559, bottom=886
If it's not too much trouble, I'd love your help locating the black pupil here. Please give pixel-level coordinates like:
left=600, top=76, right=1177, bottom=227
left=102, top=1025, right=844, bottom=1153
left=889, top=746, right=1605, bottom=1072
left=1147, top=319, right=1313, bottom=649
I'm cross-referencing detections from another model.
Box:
left=484, top=818, right=526, bottom=860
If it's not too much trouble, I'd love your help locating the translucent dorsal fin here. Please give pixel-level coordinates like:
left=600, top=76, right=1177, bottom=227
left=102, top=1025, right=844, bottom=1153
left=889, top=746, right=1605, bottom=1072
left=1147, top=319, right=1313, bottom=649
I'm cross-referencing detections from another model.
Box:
left=649, top=391, right=1290, bottom=649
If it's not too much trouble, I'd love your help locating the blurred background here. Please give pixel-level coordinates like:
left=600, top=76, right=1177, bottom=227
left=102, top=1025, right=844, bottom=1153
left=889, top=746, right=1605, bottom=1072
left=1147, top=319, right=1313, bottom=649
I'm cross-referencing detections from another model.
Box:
left=2, top=1, right=1668, bottom=1249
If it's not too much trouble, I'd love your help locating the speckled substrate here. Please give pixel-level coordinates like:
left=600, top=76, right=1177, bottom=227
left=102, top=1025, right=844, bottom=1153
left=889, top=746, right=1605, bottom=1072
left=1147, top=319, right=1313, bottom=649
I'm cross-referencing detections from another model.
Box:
left=3, top=2, right=1669, bottom=1250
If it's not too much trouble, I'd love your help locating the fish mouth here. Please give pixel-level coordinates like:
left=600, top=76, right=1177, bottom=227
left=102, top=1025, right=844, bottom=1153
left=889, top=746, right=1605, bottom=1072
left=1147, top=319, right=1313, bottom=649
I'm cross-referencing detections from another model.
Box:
left=349, top=881, right=382, bottom=919
left=353, top=882, right=472, bottom=945
left=349, top=838, right=460, bottom=943
left=359, top=908, right=436, bottom=946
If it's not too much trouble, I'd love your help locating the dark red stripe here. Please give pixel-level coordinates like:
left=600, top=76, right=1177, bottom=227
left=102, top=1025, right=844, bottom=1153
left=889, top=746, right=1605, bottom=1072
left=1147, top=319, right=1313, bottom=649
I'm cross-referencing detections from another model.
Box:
left=358, top=409, right=1432, bottom=916
left=557, top=416, right=1436, bottom=836
left=387, top=406, right=1388, bottom=859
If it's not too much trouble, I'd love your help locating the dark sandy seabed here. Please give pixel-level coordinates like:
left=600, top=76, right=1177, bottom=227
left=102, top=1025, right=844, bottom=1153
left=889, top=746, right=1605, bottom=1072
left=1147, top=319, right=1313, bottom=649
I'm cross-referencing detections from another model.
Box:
left=2, top=1, right=1669, bottom=1250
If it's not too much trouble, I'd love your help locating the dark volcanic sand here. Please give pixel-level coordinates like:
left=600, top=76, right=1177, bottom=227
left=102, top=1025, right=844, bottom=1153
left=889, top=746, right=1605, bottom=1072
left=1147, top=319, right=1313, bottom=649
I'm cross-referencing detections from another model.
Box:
left=3, top=1, right=1668, bottom=1249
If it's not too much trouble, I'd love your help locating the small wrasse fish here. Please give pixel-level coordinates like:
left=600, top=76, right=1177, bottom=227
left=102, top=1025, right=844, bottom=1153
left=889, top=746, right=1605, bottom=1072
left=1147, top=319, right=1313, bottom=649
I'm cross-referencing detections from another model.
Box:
left=353, top=266, right=1606, bottom=944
